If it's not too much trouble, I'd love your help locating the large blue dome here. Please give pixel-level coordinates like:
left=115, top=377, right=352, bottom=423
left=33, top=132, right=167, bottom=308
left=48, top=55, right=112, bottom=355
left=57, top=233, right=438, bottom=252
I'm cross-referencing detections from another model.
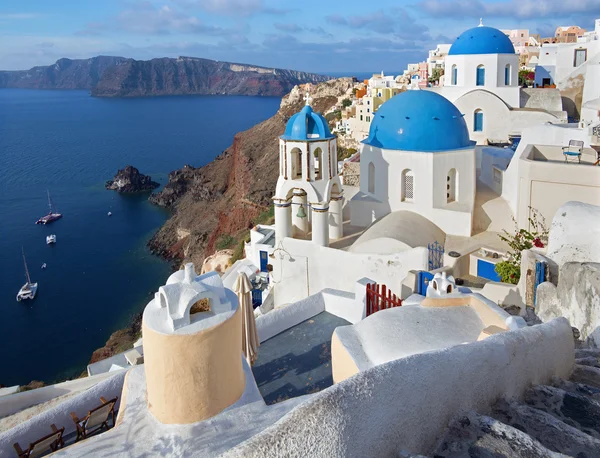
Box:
left=449, top=26, right=515, bottom=55
left=362, top=91, right=474, bottom=152
left=281, top=105, right=334, bottom=141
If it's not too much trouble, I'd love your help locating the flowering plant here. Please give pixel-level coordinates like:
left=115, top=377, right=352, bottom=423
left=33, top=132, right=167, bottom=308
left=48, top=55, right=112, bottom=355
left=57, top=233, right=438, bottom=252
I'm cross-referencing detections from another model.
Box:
left=495, top=207, right=548, bottom=284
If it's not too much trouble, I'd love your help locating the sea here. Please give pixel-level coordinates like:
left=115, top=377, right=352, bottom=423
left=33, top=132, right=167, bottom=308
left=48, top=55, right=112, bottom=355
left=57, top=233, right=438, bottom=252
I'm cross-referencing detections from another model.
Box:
left=0, top=89, right=281, bottom=386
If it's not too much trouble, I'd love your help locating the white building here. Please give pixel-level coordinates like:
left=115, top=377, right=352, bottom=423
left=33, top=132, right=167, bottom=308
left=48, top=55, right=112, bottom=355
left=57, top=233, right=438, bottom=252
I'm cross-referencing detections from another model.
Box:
left=430, top=22, right=565, bottom=143
left=535, top=19, right=600, bottom=89
left=350, top=90, right=476, bottom=237
left=273, top=94, right=344, bottom=247
left=427, top=44, right=451, bottom=77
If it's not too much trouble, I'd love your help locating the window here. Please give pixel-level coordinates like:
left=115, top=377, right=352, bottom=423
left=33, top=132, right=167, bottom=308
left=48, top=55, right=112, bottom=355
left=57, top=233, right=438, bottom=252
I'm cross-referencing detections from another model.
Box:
left=504, top=64, right=511, bottom=85
left=313, top=148, right=323, bottom=180
left=360, top=115, right=363, bottom=121
left=447, top=168, right=457, bottom=203
left=367, top=100, right=370, bottom=105
left=451, top=65, right=457, bottom=85
left=366, top=116, right=370, bottom=122
left=474, top=109, right=484, bottom=132
left=574, top=49, right=587, bottom=67
left=367, top=108, right=370, bottom=113
left=290, top=148, right=303, bottom=179
left=368, top=162, right=375, bottom=194
left=476, top=65, right=485, bottom=86
left=401, top=169, right=414, bottom=202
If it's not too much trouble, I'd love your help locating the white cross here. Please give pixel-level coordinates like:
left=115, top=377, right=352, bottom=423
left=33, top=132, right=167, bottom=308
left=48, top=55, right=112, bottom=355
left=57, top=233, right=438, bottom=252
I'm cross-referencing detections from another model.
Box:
left=304, top=91, right=312, bottom=106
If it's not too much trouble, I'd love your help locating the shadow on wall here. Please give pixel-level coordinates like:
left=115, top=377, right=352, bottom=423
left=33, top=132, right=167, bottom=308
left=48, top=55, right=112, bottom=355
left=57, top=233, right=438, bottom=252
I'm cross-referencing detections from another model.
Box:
left=561, top=96, right=579, bottom=121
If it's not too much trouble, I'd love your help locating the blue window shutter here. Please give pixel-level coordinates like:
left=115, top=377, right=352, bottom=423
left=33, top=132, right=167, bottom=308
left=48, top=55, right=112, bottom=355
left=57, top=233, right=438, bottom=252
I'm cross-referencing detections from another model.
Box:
left=476, top=67, right=485, bottom=86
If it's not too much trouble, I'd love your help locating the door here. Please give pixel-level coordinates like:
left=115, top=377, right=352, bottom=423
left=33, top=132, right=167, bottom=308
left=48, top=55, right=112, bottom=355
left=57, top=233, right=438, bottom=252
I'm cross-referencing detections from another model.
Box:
left=418, top=271, right=434, bottom=295
left=542, top=78, right=551, bottom=87
left=259, top=251, right=268, bottom=272
left=574, top=49, right=587, bottom=67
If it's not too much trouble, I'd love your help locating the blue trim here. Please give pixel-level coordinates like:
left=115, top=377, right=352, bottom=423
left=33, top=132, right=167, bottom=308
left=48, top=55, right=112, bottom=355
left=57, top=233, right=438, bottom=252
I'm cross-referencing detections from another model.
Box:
left=474, top=111, right=484, bottom=132
left=476, top=67, right=485, bottom=86
left=477, top=259, right=501, bottom=282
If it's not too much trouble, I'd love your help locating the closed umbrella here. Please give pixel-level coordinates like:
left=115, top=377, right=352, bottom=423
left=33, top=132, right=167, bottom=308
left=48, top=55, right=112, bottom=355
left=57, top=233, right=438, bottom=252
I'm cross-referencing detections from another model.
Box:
left=234, top=272, right=260, bottom=366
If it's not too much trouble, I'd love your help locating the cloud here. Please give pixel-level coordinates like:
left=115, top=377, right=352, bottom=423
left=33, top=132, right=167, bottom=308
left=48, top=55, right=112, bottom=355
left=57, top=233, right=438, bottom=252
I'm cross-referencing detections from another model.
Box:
left=274, top=23, right=302, bottom=33
left=416, top=0, right=600, bottom=20
left=76, top=2, right=231, bottom=36
left=0, top=13, right=39, bottom=19
left=171, top=0, right=291, bottom=16
left=326, top=9, right=431, bottom=39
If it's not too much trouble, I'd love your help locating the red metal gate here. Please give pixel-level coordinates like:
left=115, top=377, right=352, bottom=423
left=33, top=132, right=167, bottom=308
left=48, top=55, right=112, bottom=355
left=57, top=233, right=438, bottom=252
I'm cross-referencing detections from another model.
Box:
left=366, top=283, right=402, bottom=317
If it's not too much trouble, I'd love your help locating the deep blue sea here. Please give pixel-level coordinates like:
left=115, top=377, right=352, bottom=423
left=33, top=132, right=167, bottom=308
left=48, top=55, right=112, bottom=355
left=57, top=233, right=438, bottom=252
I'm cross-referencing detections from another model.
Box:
left=0, top=90, right=280, bottom=386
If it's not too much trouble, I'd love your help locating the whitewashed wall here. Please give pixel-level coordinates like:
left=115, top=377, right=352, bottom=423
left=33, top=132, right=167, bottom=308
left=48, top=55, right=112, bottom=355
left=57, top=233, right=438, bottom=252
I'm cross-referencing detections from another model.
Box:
left=271, top=237, right=427, bottom=308
left=223, top=318, right=574, bottom=458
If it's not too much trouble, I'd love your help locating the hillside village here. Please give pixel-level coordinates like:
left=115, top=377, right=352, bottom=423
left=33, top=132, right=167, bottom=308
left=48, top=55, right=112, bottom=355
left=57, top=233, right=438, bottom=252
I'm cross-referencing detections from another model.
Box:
left=1, top=18, right=600, bottom=458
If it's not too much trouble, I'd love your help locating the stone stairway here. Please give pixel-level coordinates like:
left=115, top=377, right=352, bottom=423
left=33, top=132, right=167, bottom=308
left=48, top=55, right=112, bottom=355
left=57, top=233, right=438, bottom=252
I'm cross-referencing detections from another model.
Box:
left=429, top=347, right=600, bottom=458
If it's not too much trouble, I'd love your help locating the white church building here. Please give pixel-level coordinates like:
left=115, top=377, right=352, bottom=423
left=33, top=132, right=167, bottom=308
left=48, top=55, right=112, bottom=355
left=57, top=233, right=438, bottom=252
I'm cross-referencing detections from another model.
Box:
left=429, top=22, right=565, bottom=143
left=350, top=90, right=477, bottom=237
left=273, top=96, right=344, bottom=247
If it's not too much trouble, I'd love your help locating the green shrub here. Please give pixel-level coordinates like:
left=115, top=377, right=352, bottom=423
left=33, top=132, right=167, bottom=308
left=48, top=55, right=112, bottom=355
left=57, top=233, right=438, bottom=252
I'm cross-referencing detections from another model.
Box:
left=338, top=146, right=357, bottom=161
left=495, top=261, right=521, bottom=284
left=253, top=206, right=274, bottom=226
left=230, top=239, right=246, bottom=264
left=216, top=234, right=235, bottom=251
left=341, top=98, right=352, bottom=108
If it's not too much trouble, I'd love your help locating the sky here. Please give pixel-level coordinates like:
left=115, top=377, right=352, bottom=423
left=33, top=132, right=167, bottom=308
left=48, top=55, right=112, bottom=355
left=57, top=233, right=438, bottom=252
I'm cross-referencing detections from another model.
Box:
left=0, top=0, right=599, bottom=73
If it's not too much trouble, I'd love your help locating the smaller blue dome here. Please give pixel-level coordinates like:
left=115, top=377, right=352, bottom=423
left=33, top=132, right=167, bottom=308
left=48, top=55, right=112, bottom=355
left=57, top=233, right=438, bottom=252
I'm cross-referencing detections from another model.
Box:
left=363, top=91, right=474, bottom=152
left=281, top=105, right=334, bottom=141
left=449, top=26, right=515, bottom=55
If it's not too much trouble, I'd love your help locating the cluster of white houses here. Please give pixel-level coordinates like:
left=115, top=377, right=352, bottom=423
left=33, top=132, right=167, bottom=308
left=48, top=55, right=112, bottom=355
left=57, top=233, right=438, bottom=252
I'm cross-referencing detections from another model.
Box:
left=1, top=20, right=600, bottom=458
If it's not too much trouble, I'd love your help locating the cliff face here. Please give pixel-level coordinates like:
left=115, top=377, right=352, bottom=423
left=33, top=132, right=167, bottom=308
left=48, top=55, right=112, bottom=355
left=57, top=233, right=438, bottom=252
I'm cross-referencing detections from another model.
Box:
left=0, top=56, right=126, bottom=90
left=92, top=57, right=330, bottom=97
left=148, top=78, right=355, bottom=265
left=0, top=56, right=329, bottom=97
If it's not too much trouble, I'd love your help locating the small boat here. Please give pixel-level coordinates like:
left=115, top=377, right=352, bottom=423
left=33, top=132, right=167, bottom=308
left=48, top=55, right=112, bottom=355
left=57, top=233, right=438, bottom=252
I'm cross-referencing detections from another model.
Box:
left=41, top=263, right=47, bottom=269
left=107, top=211, right=112, bottom=217
left=46, top=234, right=57, bottom=244
left=36, top=191, right=62, bottom=225
left=17, top=248, right=38, bottom=302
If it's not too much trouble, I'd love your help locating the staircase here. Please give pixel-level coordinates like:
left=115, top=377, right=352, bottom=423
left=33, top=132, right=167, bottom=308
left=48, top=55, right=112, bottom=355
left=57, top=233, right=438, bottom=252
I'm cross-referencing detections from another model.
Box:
left=429, top=347, right=600, bottom=457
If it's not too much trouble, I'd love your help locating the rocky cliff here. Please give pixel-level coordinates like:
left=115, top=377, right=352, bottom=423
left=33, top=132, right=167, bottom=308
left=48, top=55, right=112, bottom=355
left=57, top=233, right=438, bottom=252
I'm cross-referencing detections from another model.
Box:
left=148, top=78, right=355, bottom=265
left=0, top=56, right=126, bottom=90
left=0, top=56, right=329, bottom=97
left=106, top=165, right=159, bottom=193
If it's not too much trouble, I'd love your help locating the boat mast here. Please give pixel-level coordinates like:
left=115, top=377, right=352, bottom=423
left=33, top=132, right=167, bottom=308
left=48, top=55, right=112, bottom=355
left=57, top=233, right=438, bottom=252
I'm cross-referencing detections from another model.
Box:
left=22, top=248, right=31, bottom=284
left=47, top=190, right=53, bottom=213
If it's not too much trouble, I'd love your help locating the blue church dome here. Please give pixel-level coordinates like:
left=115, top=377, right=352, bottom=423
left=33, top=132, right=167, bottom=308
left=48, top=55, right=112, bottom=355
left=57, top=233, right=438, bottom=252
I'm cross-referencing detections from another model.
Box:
left=363, top=91, right=474, bottom=152
left=449, top=26, right=515, bottom=55
left=281, top=105, right=334, bottom=141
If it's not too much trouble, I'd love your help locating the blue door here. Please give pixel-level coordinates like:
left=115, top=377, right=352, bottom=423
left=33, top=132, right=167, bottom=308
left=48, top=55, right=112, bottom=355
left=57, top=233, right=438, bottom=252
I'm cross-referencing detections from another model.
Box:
left=476, top=66, right=485, bottom=86
left=418, top=271, right=434, bottom=295
left=477, top=259, right=501, bottom=282
left=534, top=261, right=547, bottom=306
left=474, top=111, right=483, bottom=132
left=259, top=251, right=268, bottom=272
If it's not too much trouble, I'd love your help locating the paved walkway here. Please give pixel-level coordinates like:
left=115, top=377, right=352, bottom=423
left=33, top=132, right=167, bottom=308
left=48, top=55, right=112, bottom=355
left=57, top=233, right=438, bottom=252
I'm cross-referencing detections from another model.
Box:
left=252, top=312, right=350, bottom=405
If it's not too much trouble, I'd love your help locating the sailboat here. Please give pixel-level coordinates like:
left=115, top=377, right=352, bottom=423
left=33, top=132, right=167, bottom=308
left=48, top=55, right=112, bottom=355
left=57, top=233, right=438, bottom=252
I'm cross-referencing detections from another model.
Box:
left=17, top=248, right=38, bottom=301
left=36, top=190, right=63, bottom=225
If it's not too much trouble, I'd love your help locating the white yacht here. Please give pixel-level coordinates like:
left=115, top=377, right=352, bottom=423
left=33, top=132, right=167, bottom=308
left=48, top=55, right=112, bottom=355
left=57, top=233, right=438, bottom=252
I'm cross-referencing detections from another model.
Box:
left=46, top=234, right=57, bottom=244
left=17, top=249, right=38, bottom=302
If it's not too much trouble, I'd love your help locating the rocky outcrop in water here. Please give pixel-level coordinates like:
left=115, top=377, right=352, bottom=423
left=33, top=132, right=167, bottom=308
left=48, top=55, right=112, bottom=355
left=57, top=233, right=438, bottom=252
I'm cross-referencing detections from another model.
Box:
left=0, top=56, right=330, bottom=98
left=106, top=165, right=159, bottom=193
left=147, top=78, right=354, bottom=264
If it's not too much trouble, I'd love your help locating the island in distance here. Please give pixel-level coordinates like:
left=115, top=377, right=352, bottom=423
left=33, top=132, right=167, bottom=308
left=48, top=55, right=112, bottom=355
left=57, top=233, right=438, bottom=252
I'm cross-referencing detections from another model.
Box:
left=0, top=55, right=330, bottom=97
left=106, top=165, right=159, bottom=193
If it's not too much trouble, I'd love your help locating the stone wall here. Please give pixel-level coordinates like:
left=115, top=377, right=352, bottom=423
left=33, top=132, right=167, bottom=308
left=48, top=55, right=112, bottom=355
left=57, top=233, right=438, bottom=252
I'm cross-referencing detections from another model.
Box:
left=342, top=161, right=360, bottom=186
left=537, top=262, right=600, bottom=345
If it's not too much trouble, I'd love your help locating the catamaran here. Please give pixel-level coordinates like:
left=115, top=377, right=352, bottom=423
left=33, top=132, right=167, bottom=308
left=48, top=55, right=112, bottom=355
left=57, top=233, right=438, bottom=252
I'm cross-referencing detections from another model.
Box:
left=17, top=249, right=38, bottom=302
left=36, top=191, right=62, bottom=225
